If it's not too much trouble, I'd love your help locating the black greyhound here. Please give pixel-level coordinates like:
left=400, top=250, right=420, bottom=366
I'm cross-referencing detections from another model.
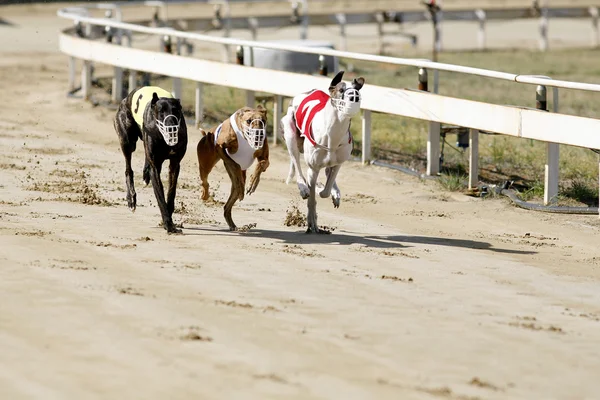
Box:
left=114, top=86, right=188, bottom=234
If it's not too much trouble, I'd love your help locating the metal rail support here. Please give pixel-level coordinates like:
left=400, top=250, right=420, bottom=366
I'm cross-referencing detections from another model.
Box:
left=419, top=67, right=440, bottom=175
left=235, top=45, right=244, bottom=65
left=68, top=56, right=76, bottom=92
left=318, top=55, right=328, bottom=76
left=362, top=110, right=372, bottom=164
left=469, top=128, right=479, bottom=189
left=81, top=60, right=92, bottom=100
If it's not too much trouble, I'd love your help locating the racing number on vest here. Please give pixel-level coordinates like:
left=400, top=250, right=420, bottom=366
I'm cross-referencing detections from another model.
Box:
left=134, top=94, right=143, bottom=114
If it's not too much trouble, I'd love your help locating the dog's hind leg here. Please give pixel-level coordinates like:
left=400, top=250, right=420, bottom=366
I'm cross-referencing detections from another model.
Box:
left=196, top=132, right=219, bottom=201
left=114, top=104, right=139, bottom=212
left=282, top=108, right=309, bottom=199
left=221, top=155, right=244, bottom=231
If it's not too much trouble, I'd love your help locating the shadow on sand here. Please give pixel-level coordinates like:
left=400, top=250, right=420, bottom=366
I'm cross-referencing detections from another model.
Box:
left=183, top=225, right=536, bottom=256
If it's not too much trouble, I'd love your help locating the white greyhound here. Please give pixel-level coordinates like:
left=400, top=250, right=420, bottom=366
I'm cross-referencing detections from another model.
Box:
left=281, top=70, right=365, bottom=233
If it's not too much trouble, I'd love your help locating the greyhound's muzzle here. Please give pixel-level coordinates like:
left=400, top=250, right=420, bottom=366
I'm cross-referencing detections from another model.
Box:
left=333, top=88, right=361, bottom=118
left=242, top=118, right=266, bottom=150
left=155, top=115, right=180, bottom=146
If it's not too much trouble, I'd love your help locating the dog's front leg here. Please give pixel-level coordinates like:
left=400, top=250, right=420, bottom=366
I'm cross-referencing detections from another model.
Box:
left=320, top=165, right=342, bottom=208
left=166, top=159, right=181, bottom=217
left=246, top=148, right=269, bottom=196
left=149, top=160, right=180, bottom=234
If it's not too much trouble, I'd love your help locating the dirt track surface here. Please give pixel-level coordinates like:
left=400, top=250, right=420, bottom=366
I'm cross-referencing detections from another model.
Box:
left=2, top=4, right=600, bottom=400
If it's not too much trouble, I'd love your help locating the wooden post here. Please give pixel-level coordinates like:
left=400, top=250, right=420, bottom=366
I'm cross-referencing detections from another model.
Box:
left=469, top=128, right=479, bottom=189
left=362, top=110, right=372, bottom=164
left=195, top=82, right=204, bottom=129
left=273, top=95, right=283, bottom=146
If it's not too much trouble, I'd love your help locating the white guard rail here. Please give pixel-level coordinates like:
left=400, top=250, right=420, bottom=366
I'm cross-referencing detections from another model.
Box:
left=57, top=5, right=600, bottom=213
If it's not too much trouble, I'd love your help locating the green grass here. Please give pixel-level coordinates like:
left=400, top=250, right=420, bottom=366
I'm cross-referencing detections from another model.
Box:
left=99, top=47, right=600, bottom=206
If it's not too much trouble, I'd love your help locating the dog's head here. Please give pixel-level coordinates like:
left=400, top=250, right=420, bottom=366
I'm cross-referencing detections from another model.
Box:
left=151, top=92, right=183, bottom=146
left=328, top=70, right=365, bottom=118
left=236, top=104, right=268, bottom=150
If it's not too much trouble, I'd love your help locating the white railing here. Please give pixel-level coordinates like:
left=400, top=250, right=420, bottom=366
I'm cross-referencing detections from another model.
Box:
left=57, top=5, right=600, bottom=213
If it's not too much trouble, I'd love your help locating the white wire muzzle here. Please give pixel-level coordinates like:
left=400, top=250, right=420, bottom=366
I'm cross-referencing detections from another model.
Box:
left=155, top=114, right=180, bottom=146
left=241, top=118, right=266, bottom=150
left=332, top=88, right=361, bottom=117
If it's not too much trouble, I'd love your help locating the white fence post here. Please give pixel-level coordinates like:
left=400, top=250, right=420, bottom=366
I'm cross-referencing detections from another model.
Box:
left=172, top=78, right=182, bottom=100
left=128, top=70, right=137, bottom=92
left=475, top=9, right=486, bottom=50
left=246, top=91, right=256, bottom=108
left=419, top=67, right=440, bottom=176
left=590, top=7, right=599, bottom=48
left=362, top=110, right=372, bottom=164
left=336, top=13, right=347, bottom=51
left=248, top=17, right=259, bottom=41
left=273, top=95, right=283, bottom=146
left=376, top=12, right=385, bottom=55
left=300, top=0, right=308, bottom=40
left=469, top=128, right=479, bottom=189
left=68, top=56, right=76, bottom=92
left=195, top=82, right=204, bottom=128
left=537, top=85, right=559, bottom=204
left=539, top=3, right=549, bottom=51
left=112, top=66, right=123, bottom=103
left=81, top=60, right=91, bottom=100
left=435, top=10, right=443, bottom=56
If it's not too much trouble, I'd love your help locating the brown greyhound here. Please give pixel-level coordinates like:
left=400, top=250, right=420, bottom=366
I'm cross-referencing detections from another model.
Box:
left=196, top=105, right=269, bottom=231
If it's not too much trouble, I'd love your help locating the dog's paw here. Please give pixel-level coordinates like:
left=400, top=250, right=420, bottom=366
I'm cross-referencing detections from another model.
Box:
left=298, top=183, right=310, bottom=200
left=127, top=194, right=137, bottom=212
left=167, top=227, right=183, bottom=235
left=332, top=195, right=340, bottom=208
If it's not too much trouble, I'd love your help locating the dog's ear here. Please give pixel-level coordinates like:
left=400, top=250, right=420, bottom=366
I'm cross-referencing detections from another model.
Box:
left=151, top=92, right=160, bottom=106
left=256, top=104, right=268, bottom=120
left=352, top=77, right=365, bottom=91
left=329, top=70, right=344, bottom=90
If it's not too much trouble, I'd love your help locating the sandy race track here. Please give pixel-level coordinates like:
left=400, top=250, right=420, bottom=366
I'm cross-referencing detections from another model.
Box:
left=2, top=4, right=600, bottom=400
